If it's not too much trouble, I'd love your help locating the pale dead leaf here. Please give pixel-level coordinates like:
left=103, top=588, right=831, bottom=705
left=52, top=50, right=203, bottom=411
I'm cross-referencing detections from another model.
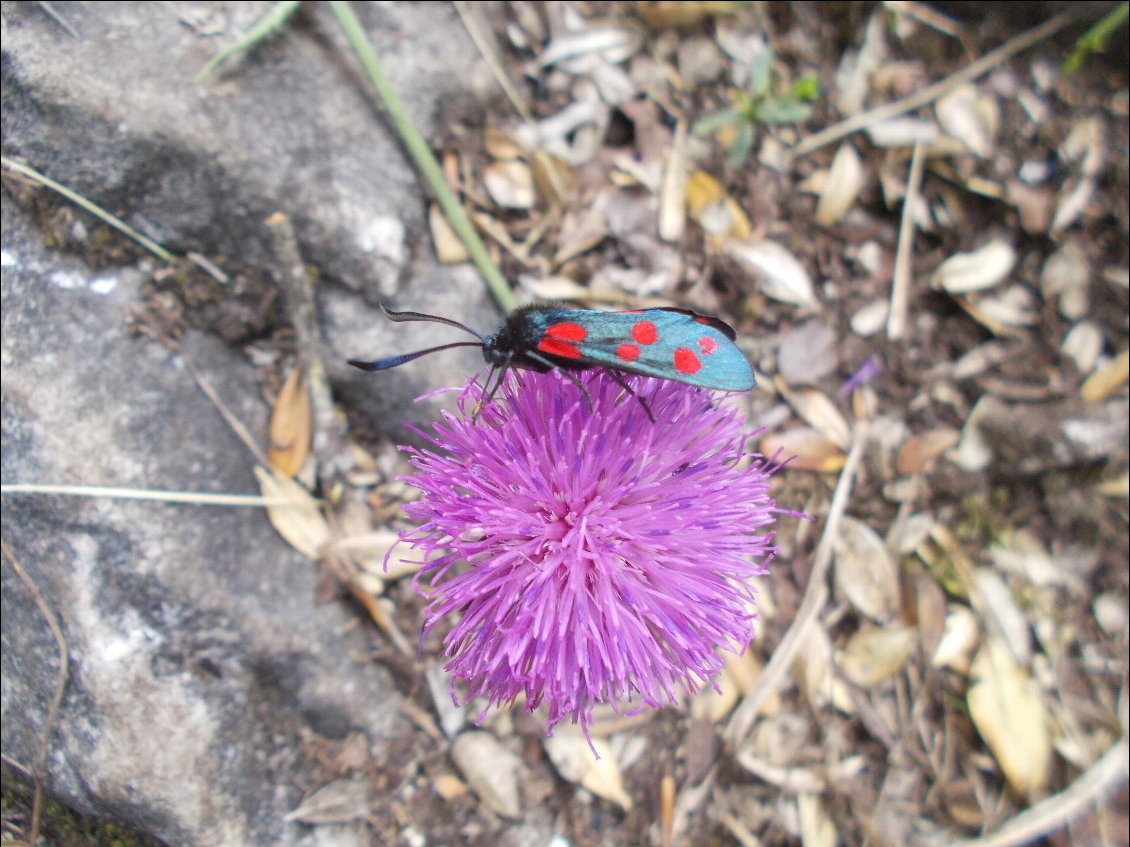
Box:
left=932, top=605, right=980, bottom=673
left=433, top=773, right=468, bottom=801
left=484, top=160, right=536, bottom=210
left=973, top=569, right=1031, bottom=664
left=784, top=387, right=852, bottom=451
left=931, top=239, right=1016, bottom=294
left=429, top=203, right=469, bottom=264
left=837, top=625, right=917, bottom=686
left=798, top=793, right=837, bottom=847
left=833, top=516, right=901, bottom=621
left=544, top=731, right=633, bottom=811
left=1081, top=350, right=1129, bottom=403
left=1040, top=241, right=1090, bottom=320
left=686, top=170, right=752, bottom=242
left=896, top=429, right=960, bottom=475
left=797, top=624, right=854, bottom=713
left=935, top=83, right=998, bottom=157
left=814, top=143, right=864, bottom=227
left=759, top=428, right=844, bottom=473
left=267, top=364, right=311, bottom=478
left=450, top=731, right=522, bottom=817
left=254, top=466, right=329, bottom=560
left=1061, top=321, right=1104, bottom=372
left=850, top=300, right=890, bottom=337
left=724, top=239, right=817, bottom=308
left=968, top=639, right=1051, bottom=796
left=283, top=778, right=369, bottom=823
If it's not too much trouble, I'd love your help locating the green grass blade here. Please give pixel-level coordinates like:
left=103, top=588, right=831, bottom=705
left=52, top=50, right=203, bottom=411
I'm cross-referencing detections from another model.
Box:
left=196, top=1, right=303, bottom=81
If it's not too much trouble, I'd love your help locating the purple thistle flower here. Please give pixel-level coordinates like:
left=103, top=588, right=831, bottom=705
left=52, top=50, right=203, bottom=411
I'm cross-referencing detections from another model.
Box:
left=398, top=368, right=780, bottom=741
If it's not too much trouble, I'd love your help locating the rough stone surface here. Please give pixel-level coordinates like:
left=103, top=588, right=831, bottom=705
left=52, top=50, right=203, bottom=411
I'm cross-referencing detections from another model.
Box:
left=2, top=2, right=504, bottom=844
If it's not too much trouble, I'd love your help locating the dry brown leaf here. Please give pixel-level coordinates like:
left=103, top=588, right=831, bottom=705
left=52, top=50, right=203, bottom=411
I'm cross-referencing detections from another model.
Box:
left=837, top=625, right=917, bottom=686
left=267, top=364, right=311, bottom=478
left=1061, top=321, right=1103, bottom=373
left=1040, top=240, right=1091, bottom=320
left=543, top=731, right=633, bottom=811
left=1080, top=350, right=1129, bottom=403
left=432, top=773, right=468, bottom=801
left=658, top=120, right=688, bottom=243
left=797, top=624, right=853, bottom=713
left=896, top=429, right=960, bottom=475
left=967, top=639, right=1051, bottom=796
left=782, top=385, right=852, bottom=451
left=450, top=731, right=522, bottom=818
left=759, top=428, right=845, bottom=473
left=254, top=466, right=330, bottom=560
left=685, top=170, right=751, bottom=242
left=429, top=203, right=469, bottom=264
left=833, top=516, right=901, bottom=621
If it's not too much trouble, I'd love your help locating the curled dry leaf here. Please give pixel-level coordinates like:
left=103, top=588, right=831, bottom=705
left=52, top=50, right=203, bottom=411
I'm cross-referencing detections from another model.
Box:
left=931, top=239, right=1016, bottom=294
left=1060, top=320, right=1104, bottom=373
left=935, top=83, right=999, bottom=157
left=814, top=143, right=864, bottom=227
left=967, top=639, right=1051, bottom=796
left=1080, top=350, right=1129, bottom=404
left=850, top=300, right=890, bottom=337
left=833, top=516, right=900, bottom=621
left=724, top=239, right=817, bottom=309
left=837, top=625, right=917, bottom=686
left=267, top=364, right=312, bottom=478
left=283, top=778, right=370, bottom=823
left=483, top=160, right=536, bottom=210
left=957, top=285, right=1039, bottom=335
left=931, top=605, right=980, bottom=673
left=254, top=466, right=330, bottom=560
left=537, top=21, right=643, bottom=71
left=797, top=624, right=853, bottom=713
left=450, top=731, right=522, bottom=818
left=1040, top=241, right=1090, bottom=320
left=543, top=731, right=633, bottom=811
left=686, top=170, right=752, bottom=242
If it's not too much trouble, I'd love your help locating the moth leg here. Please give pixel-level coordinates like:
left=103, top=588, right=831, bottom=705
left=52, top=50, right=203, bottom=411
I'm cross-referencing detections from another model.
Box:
left=523, top=351, right=594, bottom=412
left=603, top=368, right=655, bottom=423
left=473, top=356, right=513, bottom=422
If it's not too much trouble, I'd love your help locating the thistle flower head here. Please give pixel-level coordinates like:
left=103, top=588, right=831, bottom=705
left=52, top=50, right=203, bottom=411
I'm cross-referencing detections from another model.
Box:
left=400, top=369, right=780, bottom=740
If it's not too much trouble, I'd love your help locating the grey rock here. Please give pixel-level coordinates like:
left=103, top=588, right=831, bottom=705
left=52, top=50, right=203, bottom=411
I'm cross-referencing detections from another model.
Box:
left=1, top=2, right=510, bottom=844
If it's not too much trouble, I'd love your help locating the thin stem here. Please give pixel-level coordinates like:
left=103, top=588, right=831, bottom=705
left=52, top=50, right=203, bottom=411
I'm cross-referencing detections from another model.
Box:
left=327, top=1, right=518, bottom=314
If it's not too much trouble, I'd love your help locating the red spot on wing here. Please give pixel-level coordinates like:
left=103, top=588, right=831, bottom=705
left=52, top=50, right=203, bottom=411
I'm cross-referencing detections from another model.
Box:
left=632, top=320, right=658, bottom=345
left=673, top=347, right=701, bottom=374
left=698, top=335, right=719, bottom=355
left=545, top=322, right=587, bottom=341
left=539, top=337, right=583, bottom=359
left=617, top=343, right=640, bottom=362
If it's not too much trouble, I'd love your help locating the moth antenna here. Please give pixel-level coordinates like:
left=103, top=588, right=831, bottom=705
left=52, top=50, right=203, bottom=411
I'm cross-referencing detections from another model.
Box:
left=348, top=342, right=483, bottom=372
left=381, top=305, right=488, bottom=343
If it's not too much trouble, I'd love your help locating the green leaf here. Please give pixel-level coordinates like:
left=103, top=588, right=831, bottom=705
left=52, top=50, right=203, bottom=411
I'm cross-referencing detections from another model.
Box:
left=1064, top=1, right=1128, bottom=75
left=746, top=46, right=774, bottom=96
left=790, top=75, right=822, bottom=102
left=757, top=98, right=813, bottom=125
left=693, top=107, right=742, bottom=137
left=727, top=121, right=756, bottom=168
